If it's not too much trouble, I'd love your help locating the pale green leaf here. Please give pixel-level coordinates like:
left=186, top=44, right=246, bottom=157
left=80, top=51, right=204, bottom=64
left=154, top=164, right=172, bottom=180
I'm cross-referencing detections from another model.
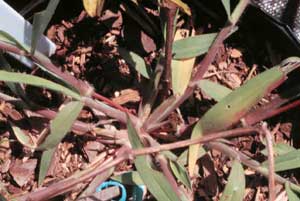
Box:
left=31, top=0, right=60, bottom=54
left=172, top=58, right=194, bottom=95
left=221, top=0, right=231, bottom=18
left=11, top=125, right=36, bottom=149
left=83, top=0, right=105, bottom=17
left=0, top=30, right=28, bottom=51
left=38, top=101, right=84, bottom=150
left=0, top=53, right=25, bottom=97
left=261, top=143, right=295, bottom=156
left=0, top=71, right=81, bottom=100
left=172, top=33, right=217, bottom=60
left=170, top=161, right=191, bottom=189
left=263, top=149, right=300, bottom=172
left=177, top=147, right=206, bottom=166
left=112, top=171, right=144, bottom=186
left=38, top=148, right=56, bottom=185
left=198, top=80, right=232, bottom=101
left=286, top=182, right=300, bottom=201
left=220, top=161, right=245, bottom=201
left=118, top=48, right=151, bottom=79
left=127, top=116, right=181, bottom=201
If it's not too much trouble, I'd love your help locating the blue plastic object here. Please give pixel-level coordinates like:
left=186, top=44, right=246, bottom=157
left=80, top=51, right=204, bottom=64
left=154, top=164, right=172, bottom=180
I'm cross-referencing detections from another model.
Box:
left=96, top=180, right=127, bottom=201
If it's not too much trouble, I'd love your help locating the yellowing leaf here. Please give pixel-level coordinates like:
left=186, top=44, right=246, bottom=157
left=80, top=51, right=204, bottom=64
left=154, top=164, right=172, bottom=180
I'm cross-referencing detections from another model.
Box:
left=168, top=0, right=191, bottom=16
left=171, top=58, right=194, bottom=95
left=83, top=0, right=105, bottom=17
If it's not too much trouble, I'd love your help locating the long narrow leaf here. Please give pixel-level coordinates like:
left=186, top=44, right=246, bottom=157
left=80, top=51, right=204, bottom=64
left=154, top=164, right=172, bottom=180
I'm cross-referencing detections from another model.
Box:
left=38, top=148, right=56, bottom=185
left=38, top=101, right=84, bottom=150
left=198, top=80, right=232, bottom=102
left=221, top=0, right=231, bottom=18
left=127, top=116, right=181, bottom=201
left=189, top=66, right=285, bottom=175
left=262, top=149, right=300, bottom=172
left=0, top=71, right=81, bottom=100
left=170, top=160, right=191, bottom=189
left=0, top=30, right=28, bottom=51
left=11, top=125, right=36, bottom=149
left=286, top=182, right=300, bottom=201
left=172, top=33, right=217, bottom=60
left=0, top=53, right=24, bottom=96
left=118, top=48, right=151, bottom=79
left=31, top=0, right=60, bottom=54
left=220, top=161, right=245, bottom=201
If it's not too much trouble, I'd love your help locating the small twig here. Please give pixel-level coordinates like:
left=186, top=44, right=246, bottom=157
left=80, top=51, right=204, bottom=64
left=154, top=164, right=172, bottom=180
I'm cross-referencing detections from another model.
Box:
left=133, top=127, right=258, bottom=156
left=92, top=92, right=131, bottom=113
left=262, top=123, right=276, bottom=201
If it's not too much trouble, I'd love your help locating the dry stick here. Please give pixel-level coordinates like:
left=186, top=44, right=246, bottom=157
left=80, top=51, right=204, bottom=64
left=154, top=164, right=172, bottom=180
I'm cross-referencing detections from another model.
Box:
left=206, top=142, right=300, bottom=193
left=144, top=0, right=251, bottom=130
left=262, top=123, right=276, bottom=201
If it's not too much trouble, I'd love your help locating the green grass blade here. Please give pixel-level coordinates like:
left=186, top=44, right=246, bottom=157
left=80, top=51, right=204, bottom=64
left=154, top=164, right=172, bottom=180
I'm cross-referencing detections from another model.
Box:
left=286, top=182, right=300, bottom=201
left=172, top=33, right=217, bottom=60
left=31, top=0, right=60, bottom=54
left=261, top=143, right=296, bottom=156
left=0, top=53, right=26, bottom=97
left=127, top=116, right=181, bottom=201
left=220, top=160, right=245, bottom=201
left=198, top=80, right=232, bottom=101
left=0, top=71, right=81, bottom=100
left=262, top=149, right=300, bottom=172
left=189, top=66, right=284, bottom=175
left=221, top=0, right=231, bottom=18
left=38, top=101, right=83, bottom=150
left=11, top=125, right=36, bottom=149
left=0, top=30, right=28, bottom=51
left=169, top=160, right=191, bottom=189
left=38, top=148, right=56, bottom=186
left=118, top=48, right=151, bottom=79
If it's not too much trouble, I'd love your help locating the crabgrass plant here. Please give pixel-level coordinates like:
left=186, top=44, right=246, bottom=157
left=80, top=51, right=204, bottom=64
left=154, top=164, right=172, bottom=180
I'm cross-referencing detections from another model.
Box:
left=1, top=0, right=300, bottom=200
